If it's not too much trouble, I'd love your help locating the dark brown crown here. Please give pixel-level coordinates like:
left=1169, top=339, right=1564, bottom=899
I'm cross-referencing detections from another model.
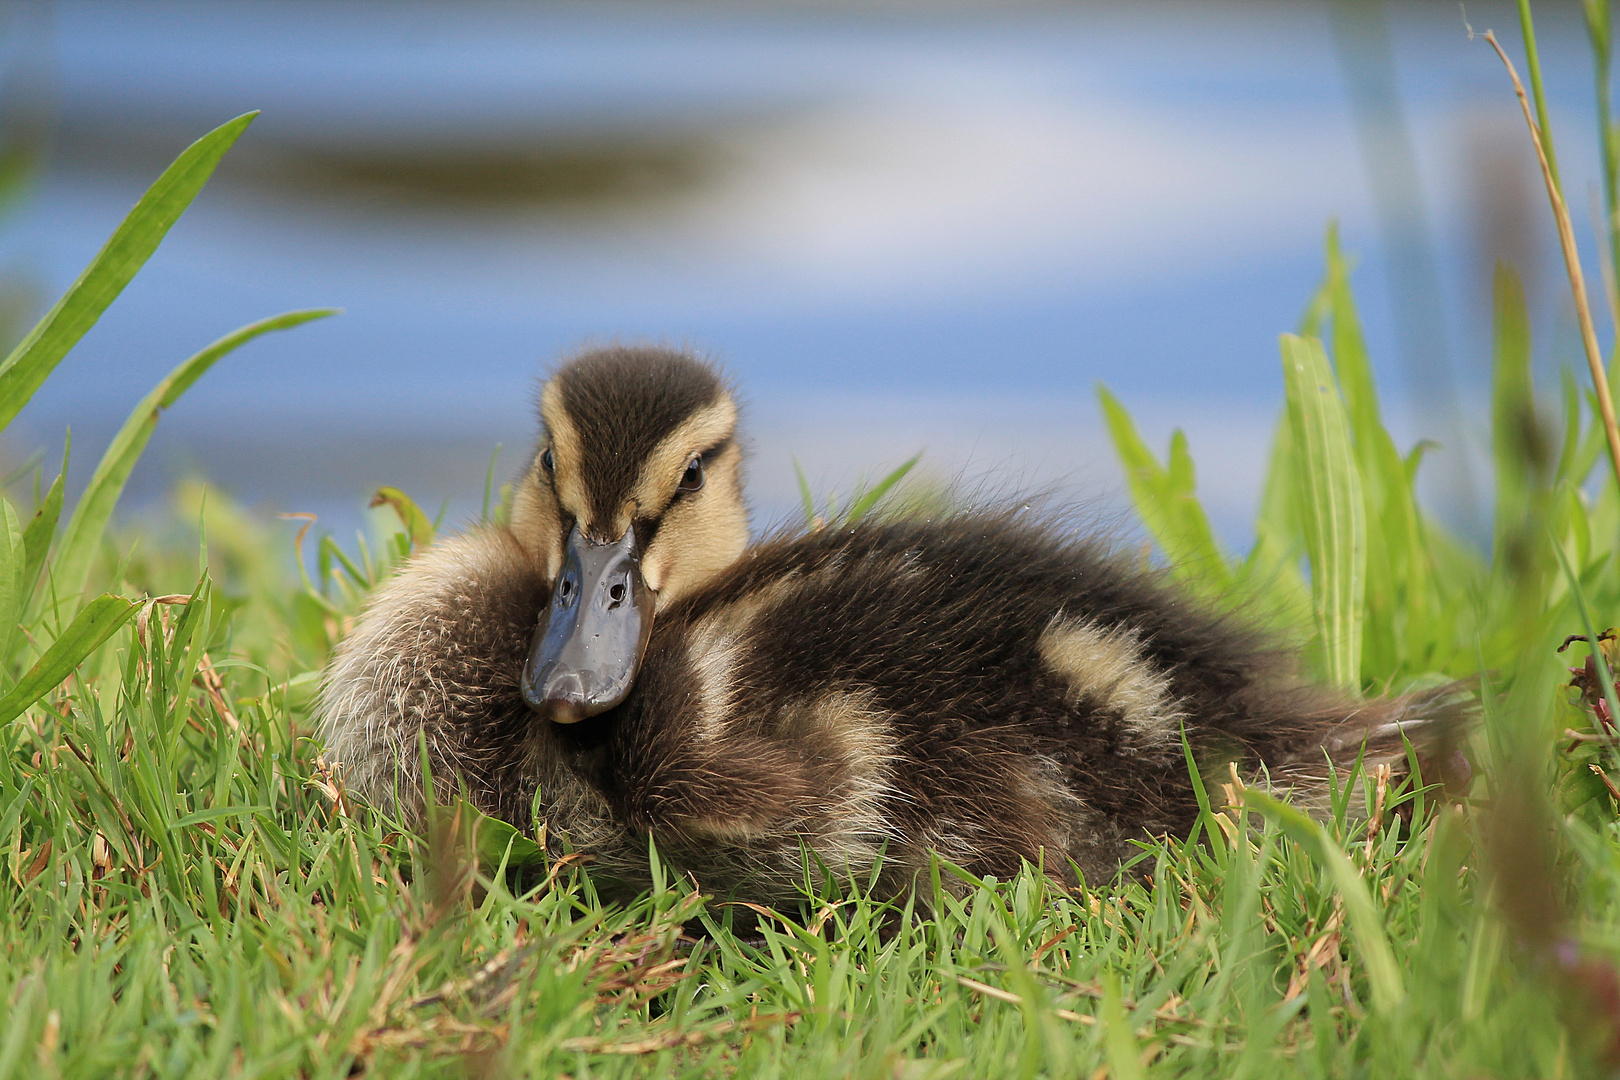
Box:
left=545, top=346, right=727, bottom=524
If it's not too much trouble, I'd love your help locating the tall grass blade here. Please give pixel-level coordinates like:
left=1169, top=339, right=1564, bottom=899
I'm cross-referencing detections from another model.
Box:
left=1100, top=975, right=1146, bottom=1080
left=0, top=501, right=21, bottom=663
left=1555, top=367, right=1596, bottom=486
left=1180, top=722, right=1226, bottom=866
left=1485, top=27, right=1620, bottom=497
left=1517, top=0, right=1562, bottom=188
left=1585, top=0, right=1620, bottom=338
left=844, top=453, right=920, bottom=526
left=54, top=309, right=337, bottom=603
left=481, top=443, right=502, bottom=524
left=1280, top=333, right=1366, bottom=690
left=0, top=113, right=258, bottom=432
left=21, top=455, right=62, bottom=613
left=1322, top=223, right=1377, bottom=431
left=0, top=594, right=136, bottom=724
left=793, top=458, right=816, bottom=529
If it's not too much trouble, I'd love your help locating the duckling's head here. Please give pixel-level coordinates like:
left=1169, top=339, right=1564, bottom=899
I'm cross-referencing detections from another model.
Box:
left=508, top=345, right=748, bottom=724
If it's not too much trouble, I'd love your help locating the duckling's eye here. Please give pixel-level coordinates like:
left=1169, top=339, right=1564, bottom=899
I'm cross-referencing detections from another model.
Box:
left=678, top=455, right=705, bottom=493
left=540, top=448, right=555, bottom=474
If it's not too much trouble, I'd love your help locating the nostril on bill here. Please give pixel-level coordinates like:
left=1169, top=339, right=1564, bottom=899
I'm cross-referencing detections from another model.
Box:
left=608, top=582, right=626, bottom=607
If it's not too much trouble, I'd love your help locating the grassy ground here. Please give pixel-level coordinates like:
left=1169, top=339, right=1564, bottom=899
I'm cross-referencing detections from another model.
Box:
left=10, top=8, right=1620, bottom=1078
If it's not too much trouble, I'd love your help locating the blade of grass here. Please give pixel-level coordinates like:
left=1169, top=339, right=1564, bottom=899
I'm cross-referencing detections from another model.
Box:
left=170, top=805, right=272, bottom=829
left=54, top=309, right=337, bottom=603
left=844, top=453, right=920, bottom=526
left=320, top=535, right=371, bottom=590
left=1586, top=0, right=1620, bottom=344
left=0, top=113, right=258, bottom=432
left=1100, top=975, right=1145, bottom=1080
left=1239, top=409, right=1311, bottom=620
left=1484, top=28, right=1620, bottom=497
left=0, top=501, right=21, bottom=663
left=1180, top=722, right=1227, bottom=867
left=369, top=486, right=435, bottom=552
left=1280, top=333, right=1366, bottom=691
left=1517, top=0, right=1561, bottom=188
left=793, top=458, right=816, bottom=529
left=481, top=443, right=502, bottom=524
left=1319, top=226, right=1427, bottom=674
left=1323, top=222, right=1377, bottom=431
left=20, top=450, right=63, bottom=613
left=0, top=594, right=137, bottom=724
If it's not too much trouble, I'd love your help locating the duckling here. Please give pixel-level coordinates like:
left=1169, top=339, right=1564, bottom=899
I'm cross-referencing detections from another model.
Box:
left=320, top=345, right=1460, bottom=905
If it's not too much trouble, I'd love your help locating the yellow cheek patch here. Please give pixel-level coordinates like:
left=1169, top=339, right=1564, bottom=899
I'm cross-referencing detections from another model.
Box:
left=641, top=445, right=749, bottom=606
left=539, top=381, right=590, bottom=522
left=507, top=471, right=567, bottom=580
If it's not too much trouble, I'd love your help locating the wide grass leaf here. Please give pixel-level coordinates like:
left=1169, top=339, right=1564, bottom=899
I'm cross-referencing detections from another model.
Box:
left=461, top=802, right=548, bottom=871
left=1280, top=333, right=1365, bottom=691
left=0, top=113, right=257, bottom=433
left=0, top=593, right=136, bottom=724
left=54, top=309, right=338, bottom=603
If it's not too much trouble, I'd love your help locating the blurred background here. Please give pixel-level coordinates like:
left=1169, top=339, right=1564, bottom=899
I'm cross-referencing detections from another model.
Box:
left=0, top=0, right=1604, bottom=550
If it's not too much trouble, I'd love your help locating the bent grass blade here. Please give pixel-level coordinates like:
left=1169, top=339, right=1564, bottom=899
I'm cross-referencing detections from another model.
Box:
left=0, top=113, right=258, bottom=433
left=53, top=309, right=339, bottom=604
left=0, top=593, right=136, bottom=725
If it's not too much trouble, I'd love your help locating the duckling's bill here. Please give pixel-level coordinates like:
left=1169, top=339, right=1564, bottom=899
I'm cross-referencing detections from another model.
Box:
left=521, top=525, right=655, bottom=724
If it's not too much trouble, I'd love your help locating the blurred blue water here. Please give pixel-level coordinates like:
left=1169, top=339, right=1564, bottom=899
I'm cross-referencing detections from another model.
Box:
left=0, top=0, right=1605, bottom=547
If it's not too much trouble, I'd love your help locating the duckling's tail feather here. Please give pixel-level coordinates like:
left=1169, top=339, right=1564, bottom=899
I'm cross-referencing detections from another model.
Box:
left=1256, top=682, right=1476, bottom=811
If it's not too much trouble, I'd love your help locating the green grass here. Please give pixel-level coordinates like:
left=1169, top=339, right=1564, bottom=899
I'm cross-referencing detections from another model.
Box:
left=9, top=16, right=1620, bottom=1079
